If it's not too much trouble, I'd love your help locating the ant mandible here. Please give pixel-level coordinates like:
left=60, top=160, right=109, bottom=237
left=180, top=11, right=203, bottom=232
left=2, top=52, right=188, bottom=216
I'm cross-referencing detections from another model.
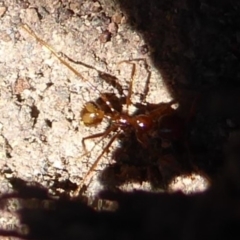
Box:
left=20, top=24, right=180, bottom=196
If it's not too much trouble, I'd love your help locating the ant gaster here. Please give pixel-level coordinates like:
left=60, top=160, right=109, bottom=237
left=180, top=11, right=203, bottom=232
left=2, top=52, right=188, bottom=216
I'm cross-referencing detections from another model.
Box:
left=21, top=25, right=179, bottom=196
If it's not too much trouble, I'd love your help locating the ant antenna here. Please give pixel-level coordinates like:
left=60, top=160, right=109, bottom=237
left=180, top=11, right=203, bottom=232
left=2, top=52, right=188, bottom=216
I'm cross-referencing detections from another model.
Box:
left=20, top=24, right=117, bottom=113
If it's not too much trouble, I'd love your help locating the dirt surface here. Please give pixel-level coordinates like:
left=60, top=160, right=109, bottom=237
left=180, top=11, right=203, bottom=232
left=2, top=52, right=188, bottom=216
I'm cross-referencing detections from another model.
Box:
left=2, top=0, right=240, bottom=237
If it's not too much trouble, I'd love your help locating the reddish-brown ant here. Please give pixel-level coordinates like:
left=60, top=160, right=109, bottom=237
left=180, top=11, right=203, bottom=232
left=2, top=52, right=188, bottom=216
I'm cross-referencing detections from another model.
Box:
left=20, top=24, right=180, bottom=196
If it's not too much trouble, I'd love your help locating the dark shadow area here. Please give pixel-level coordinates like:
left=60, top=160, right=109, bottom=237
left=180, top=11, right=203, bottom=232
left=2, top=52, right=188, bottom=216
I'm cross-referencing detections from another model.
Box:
left=97, top=0, right=240, bottom=188
left=1, top=138, right=240, bottom=239
left=118, top=0, right=240, bottom=90
left=99, top=102, right=193, bottom=189
left=6, top=177, right=78, bottom=199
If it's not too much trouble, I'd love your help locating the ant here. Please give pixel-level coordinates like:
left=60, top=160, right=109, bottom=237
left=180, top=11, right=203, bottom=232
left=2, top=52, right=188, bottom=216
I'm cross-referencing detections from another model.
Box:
left=20, top=24, right=182, bottom=196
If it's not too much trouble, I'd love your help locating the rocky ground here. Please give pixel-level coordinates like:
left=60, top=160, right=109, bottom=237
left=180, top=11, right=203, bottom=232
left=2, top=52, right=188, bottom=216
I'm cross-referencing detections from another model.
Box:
left=0, top=0, right=240, bottom=239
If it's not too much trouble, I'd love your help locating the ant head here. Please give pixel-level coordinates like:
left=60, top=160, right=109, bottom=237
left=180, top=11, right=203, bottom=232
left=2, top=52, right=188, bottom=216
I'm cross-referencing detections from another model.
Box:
left=81, top=102, right=104, bottom=126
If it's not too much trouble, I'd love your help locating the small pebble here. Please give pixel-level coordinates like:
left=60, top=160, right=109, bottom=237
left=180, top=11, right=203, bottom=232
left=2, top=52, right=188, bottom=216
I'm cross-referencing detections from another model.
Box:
left=111, top=12, right=123, bottom=24
left=139, top=44, right=149, bottom=55
left=108, top=22, right=118, bottom=34
left=25, top=8, right=40, bottom=24
left=99, top=30, right=111, bottom=43
left=0, top=6, right=7, bottom=17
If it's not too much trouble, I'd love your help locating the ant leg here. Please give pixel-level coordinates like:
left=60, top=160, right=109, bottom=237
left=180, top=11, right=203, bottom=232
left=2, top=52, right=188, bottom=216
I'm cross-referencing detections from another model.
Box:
left=58, top=51, right=125, bottom=95
left=139, top=59, right=151, bottom=104
left=125, top=62, right=135, bottom=111
left=21, top=25, right=120, bottom=119
left=74, top=129, right=120, bottom=197
left=118, top=59, right=151, bottom=109
left=21, top=25, right=116, bottom=109
left=117, top=60, right=137, bottom=112
left=20, top=24, right=88, bottom=82
left=81, top=126, right=117, bottom=153
left=57, top=53, right=125, bottom=97
left=148, top=101, right=177, bottom=119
